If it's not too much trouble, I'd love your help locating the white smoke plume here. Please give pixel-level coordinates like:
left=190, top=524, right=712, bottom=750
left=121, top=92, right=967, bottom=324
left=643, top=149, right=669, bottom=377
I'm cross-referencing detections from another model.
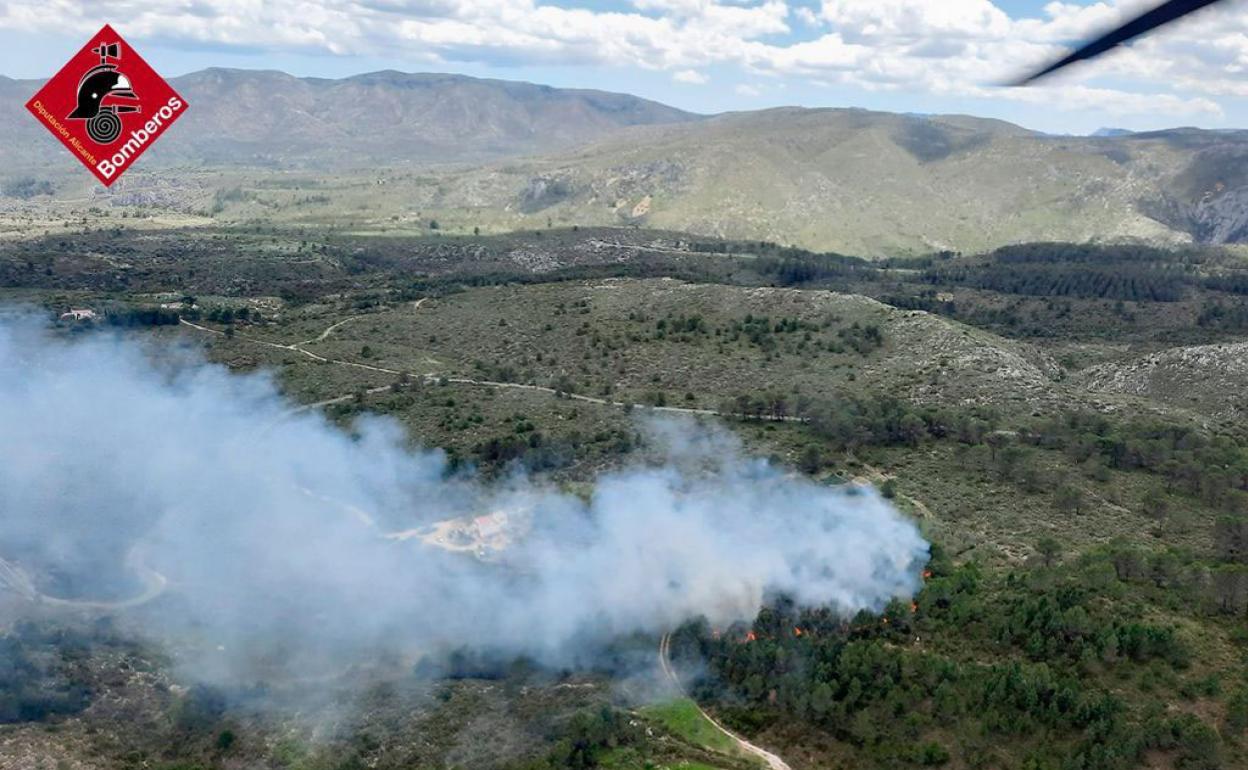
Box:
left=0, top=315, right=929, bottom=673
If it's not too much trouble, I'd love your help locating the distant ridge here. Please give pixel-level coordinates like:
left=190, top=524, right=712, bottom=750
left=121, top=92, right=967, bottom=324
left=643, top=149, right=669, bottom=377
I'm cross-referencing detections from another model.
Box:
left=0, top=68, right=700, bottom=169
left=6, top=67, right=1248, bottom=254
left=414, top=105, right=1248, bottom=254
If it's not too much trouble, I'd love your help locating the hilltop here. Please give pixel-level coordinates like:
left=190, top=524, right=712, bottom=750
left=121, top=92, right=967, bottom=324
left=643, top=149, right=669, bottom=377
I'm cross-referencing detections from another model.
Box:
left=418, top=107, right=1248, bottom=255
left=0, top=69, right=698, bottom=169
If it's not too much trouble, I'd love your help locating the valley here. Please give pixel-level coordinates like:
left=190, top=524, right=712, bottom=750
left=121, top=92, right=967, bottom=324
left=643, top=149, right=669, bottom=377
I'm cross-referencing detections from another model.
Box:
left=2, top=221, right=1248, bottom=769
left=3, top=62, right=1248, bottom=770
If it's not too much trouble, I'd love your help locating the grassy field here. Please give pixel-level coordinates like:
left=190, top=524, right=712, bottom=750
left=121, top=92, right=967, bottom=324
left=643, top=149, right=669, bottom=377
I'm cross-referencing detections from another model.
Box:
left=639, top=699, right=739, bottom=756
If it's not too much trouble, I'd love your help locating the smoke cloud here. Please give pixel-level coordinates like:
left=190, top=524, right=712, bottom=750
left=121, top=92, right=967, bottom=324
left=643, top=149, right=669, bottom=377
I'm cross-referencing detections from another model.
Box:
left=0, top=315, right=929, bottom=675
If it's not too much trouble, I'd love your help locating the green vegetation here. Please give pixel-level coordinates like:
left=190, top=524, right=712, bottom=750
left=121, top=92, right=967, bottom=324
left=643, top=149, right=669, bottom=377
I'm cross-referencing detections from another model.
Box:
left=922, top=243, right=1208, bottom=303
left=638, top=699, right=736, bottom=755
left=0, top=623, right=98, bottom=723
left=1, top=176, right=54, bottom=199
left=674, top=538, right=1243, bottom=769
left=5, top=229, right=1248, bottom=769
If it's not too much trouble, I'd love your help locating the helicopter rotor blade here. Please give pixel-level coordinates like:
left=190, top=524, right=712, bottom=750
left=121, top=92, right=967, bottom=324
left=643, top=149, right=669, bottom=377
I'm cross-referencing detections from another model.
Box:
left=1013, top=0, right=1228, bottom=86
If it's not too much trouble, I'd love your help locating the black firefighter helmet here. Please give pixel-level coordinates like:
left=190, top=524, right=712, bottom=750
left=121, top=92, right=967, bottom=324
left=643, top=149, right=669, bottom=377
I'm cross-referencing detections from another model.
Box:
left=67, top=42, right=140, bottom=145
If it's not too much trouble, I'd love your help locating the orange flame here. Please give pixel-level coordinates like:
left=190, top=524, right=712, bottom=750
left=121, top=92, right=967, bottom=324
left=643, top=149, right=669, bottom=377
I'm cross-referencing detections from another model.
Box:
left=794, top=627, right=803, bottom=637
left=910, top=601, right=918, bottom=614
left=745, top=631, right=757, bottom=643
left=923, top=570, right=932, bottom=579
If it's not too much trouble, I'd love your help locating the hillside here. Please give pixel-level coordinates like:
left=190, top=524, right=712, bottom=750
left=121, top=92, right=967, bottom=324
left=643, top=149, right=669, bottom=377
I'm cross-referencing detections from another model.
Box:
left=4, top=228, right=1248, bottom=769
left=1076, top=340, right=1248, bottom=421
left=9, top=68, right=1248, bottom=254
left=416, top=108, right=1248, bottom=255
left=0, top=69, right=698, bottom=169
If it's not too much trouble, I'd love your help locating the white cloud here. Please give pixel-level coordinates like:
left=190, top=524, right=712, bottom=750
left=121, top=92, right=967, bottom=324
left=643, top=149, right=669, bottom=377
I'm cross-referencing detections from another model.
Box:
left=794, top=5, right=819, bottom=27
left=673, top=68, right=709, bottom=84
left=989, top=82, right=1221, bottom=119
left=0, top=0, right=1244, bottom=122
left=817, top=0, right=1013, bottom=42
left=752, top=0, right=1239, bottom=119
left=736, top=83, right=762, bottom=96
left=634, top=0, right=791, bottom=37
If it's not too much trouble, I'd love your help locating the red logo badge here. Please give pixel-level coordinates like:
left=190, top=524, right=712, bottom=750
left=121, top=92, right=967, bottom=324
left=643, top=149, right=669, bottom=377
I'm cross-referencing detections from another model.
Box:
left=25, top=25, right=187, bottom=187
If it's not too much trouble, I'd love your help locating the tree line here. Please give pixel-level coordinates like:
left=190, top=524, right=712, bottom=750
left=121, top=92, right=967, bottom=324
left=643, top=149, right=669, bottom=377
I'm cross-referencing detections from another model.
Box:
left=671, top=543, right=1231, bottom=770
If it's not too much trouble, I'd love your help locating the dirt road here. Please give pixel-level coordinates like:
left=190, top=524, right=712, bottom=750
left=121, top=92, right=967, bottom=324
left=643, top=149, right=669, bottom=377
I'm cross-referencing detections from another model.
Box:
left=181, top=301, right=803, bottom=424
left=0, top=546, right=167, bottom=612
left=658, top=633, right=793, bottom=770
left=180, top=318, right=406, bottom=377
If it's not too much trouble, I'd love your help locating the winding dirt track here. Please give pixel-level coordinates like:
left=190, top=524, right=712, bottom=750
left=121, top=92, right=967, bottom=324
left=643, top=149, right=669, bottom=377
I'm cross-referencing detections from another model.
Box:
left=180, top=318, right=405, bottom=376
left=0, top=546, right=167, bottom=612
left=659, top=633, right=793, bottom=770
left=181, top=301, right=804, bottom=424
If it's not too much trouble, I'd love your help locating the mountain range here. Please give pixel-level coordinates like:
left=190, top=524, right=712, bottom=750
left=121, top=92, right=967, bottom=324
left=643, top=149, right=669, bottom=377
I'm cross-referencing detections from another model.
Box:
left=0, top=68, right=697, bottom=168
left=6, top=68, right=1248, bottom=255
left=421, top=107, right=1248, bottom=254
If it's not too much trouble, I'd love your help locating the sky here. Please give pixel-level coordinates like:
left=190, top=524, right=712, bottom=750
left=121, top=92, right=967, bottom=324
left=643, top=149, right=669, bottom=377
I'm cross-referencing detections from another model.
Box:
left=1, top=0, right=1247, bottom=134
